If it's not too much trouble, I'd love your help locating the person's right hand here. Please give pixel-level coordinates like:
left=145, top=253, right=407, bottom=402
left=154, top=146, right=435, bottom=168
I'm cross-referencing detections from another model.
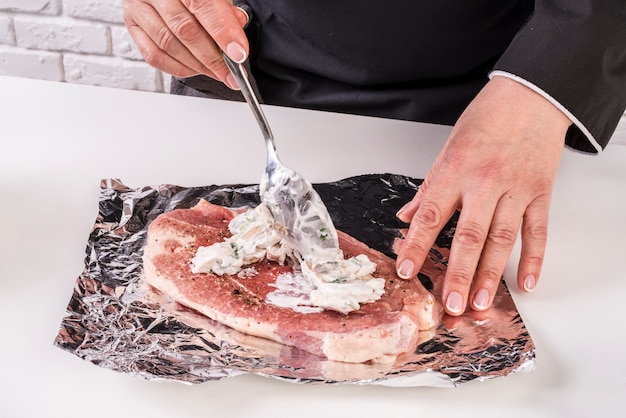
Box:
left=123, top=0, right=249, bottom=89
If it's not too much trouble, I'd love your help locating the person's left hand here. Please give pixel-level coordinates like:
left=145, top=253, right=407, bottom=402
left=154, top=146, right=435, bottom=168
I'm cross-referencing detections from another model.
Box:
left=394, top=76, right=572, bottom=316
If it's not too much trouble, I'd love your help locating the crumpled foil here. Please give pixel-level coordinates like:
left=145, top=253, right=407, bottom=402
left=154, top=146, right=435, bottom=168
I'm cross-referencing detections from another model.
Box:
left=54, top=174, right=535, bottom=387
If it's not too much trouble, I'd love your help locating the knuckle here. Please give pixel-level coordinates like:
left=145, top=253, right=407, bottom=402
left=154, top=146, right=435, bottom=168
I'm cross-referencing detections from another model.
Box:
left=206, top=19, right=233, bottom=43
left=398, top=235, right=430, bottom=258
left=182, top=0, right=234, bottom=40
left=533, top=178, right=554, bottom=193
left=414, top=202, right=444, bottom=230
left=524, top=253, right=545, bottom=266
left=477, top=267, right=503, bottom=285
left=524, top=222, right=548, bottom=242
left=206, top=55, right=228, bottom=78
left=478, top=157, right=505, bottom=180
left=454, top=221, right=487, bottom=248
left=442, top=147, right=467, bottom=168
left=141, top=47, right=164, bottom=69
left=169, top=14, right=203, bottom=43
left=154, top=25, right=177, bottom=51
left=181, top=0, right=209, bottom=11
left=123, top=0, right=137, bottom=15
left=487, top=225, right=518, bottom=248
left=445, top=269, right=473, bottom=288
left=123, top=11, right=134, bottom=28
left=141, top=48, right=192, bottom=78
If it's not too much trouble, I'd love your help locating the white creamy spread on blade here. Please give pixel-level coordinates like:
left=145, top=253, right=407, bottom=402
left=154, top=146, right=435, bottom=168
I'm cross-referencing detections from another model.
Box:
left=190, top=204, right=385, bottom=314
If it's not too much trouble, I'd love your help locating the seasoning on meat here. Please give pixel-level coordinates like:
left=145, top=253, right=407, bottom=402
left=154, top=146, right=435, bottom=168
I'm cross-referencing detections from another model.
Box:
left=190, top=202, right=385, bottom=314
left=143, top=200, right=438, bottom=363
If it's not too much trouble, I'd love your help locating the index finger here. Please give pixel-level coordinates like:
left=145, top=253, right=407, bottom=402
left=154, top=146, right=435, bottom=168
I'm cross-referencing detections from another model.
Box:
left=395, top=194, right=457, bottom=282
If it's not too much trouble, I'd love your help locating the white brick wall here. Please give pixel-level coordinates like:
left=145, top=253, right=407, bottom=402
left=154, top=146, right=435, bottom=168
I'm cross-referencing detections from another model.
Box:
left=0, top=0, right=168, bottom=92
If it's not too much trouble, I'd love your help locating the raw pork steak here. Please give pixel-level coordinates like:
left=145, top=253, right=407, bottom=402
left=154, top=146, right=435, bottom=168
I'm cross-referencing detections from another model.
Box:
left=143, top=200, right=437, bottom=363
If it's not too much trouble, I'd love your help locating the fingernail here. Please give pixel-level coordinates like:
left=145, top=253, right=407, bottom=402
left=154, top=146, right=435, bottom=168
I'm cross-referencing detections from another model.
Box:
left=473, top=288, right=489, bottom=310
left=446, top=291, right=463, bottom=314
left=226, top=42, right=247, bottom=63
left=226, top=73, right=239, bottom=90
left=395, top=203, right=409, bottom=222
left=397, top=259, right=414, bottom=279
left=523, top=274, right=536, bottom=292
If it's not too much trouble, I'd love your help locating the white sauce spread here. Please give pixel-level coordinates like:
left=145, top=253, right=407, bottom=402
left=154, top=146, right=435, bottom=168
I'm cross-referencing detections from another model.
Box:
left=190, top=203, right=385, bottom=314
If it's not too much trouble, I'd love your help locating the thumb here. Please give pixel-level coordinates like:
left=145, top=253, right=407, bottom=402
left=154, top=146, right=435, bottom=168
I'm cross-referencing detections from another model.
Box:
left=190, top=1, right=250, bottom=63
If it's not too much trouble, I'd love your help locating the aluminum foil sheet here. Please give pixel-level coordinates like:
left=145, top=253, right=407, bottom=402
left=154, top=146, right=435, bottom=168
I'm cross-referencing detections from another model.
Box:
left=54, top=174, right=535, bottom=387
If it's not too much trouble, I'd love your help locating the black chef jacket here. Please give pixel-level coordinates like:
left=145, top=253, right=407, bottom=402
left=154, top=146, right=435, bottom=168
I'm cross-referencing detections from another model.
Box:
left=173, top=0, right=626, bottom=154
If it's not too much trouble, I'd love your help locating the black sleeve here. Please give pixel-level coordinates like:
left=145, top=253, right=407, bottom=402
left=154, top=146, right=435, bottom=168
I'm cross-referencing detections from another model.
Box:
left=493, top=1, right=626, bottom=153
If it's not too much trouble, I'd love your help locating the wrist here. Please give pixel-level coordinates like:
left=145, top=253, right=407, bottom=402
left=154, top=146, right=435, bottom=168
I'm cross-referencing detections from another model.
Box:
left=489, top=75, right=572, bottom=135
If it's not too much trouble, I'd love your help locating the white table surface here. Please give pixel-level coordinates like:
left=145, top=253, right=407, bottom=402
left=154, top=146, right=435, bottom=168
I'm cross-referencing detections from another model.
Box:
left=1, top=75, right=624, bottom=417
